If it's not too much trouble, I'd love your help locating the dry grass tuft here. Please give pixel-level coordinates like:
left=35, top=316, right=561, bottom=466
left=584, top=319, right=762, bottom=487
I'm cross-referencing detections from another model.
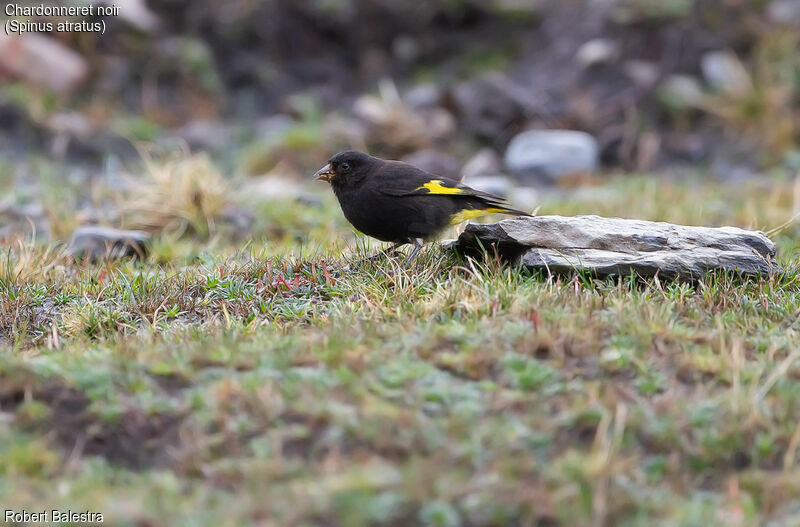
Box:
left=118, top=147, right=229, bottom=238
left=0, top=239, right=67, bottom=287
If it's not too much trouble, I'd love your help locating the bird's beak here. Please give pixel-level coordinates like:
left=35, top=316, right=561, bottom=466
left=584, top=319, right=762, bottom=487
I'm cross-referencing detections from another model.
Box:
left=314, top=163, right=335, bottom=182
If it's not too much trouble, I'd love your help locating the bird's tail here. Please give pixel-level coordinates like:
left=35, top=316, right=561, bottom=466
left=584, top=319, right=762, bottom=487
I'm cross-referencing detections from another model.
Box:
left=490, top=204, right=531, bottom=217
left=449, top=204, right=531, bottom=225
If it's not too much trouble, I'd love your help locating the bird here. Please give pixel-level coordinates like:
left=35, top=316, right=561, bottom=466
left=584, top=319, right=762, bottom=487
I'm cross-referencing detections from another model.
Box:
left=314, top=150, right=531, bottom=263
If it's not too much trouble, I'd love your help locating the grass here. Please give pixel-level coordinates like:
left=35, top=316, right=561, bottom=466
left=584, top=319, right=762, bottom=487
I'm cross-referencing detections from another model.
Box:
left=1, top=168, right=800, bottom=526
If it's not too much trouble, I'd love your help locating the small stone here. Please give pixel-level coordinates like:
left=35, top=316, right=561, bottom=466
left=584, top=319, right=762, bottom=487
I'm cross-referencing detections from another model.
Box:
left=392, top=35, right=420, bottom=62
left=576, top=39, right=619, bottom=67
left=67, top=226, right=150, bottom=261
left=623, top=60, right=659, bottom=86
left=402, top=150, right=461, bottom=180
left=658, top=75, right=705, bottom=109
left=0, top=33, right=88, bottom=94
left=768, top=0, right=800, bottom=24
left=504, top=130, right=599, bottom=184
left=700, top=50, right=752, bottom=96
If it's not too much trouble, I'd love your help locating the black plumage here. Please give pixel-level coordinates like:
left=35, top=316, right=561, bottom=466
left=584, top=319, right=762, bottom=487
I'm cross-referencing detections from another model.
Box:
left=314, top=150, right=530, bottom=262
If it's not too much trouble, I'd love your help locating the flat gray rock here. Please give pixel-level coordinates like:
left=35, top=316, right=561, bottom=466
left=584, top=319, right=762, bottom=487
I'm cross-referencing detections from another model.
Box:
left=67, top=226, right=151, bottom=261
left=455, top=215, right=778, bottom=280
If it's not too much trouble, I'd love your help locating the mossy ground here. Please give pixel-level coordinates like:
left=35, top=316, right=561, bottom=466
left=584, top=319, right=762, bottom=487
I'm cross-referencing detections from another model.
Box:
left=1, top=172, right=799, bottom=526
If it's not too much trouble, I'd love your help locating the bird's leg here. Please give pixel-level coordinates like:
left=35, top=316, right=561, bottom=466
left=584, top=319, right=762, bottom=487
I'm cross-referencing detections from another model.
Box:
left=383, top=242, right=405, bottom=257
left=405, top=238, right=424, bottom=265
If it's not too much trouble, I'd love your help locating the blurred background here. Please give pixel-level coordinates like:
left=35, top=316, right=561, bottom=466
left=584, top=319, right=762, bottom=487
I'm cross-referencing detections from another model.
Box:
left=4, top=4, right=800, bottom=524
left=1, top=0, right=799, bottom=250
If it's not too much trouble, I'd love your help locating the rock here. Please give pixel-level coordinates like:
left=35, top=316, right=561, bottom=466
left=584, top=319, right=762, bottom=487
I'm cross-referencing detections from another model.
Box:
left=0, top=33, right=88, bottom=94
left=504, top=130, right=599, bottom=184
left=700, top=50, right=752, bottom=97
left=658, top=75, right=705, bottom=109
left=576, top=38, right=619, bottom=67
left=67, top=226, right=151, bottom=261
left=392, top=35, right=420, bottom=63
left=768, top=0, right=800, bottom=24
left=623, top=60, right=659, bottom=86
left=401, top=150, right=461, bottom=180
left=461, top=148, right=502, bottom=180
left=454, top=215, right=777, bottom=281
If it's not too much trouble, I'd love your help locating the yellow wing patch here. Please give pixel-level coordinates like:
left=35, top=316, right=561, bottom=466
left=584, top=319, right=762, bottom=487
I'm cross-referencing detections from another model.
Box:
left=416, top=180, right=465, bottom=195
left=449, top=207, right=506, bottom=225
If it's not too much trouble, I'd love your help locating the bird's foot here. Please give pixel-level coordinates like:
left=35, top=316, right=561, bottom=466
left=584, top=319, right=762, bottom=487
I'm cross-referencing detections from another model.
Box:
left=404, top=239, right=424, bottom=265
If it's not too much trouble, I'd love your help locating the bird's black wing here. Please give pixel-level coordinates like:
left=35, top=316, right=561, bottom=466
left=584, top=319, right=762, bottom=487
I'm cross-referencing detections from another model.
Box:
left=376, top=161, right=511, bottom=207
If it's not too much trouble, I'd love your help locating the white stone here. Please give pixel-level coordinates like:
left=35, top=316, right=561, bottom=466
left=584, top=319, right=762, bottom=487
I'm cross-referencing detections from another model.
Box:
left=700, top=50, right=752, bottom=96
left=576, top=38, right=618, bottom=66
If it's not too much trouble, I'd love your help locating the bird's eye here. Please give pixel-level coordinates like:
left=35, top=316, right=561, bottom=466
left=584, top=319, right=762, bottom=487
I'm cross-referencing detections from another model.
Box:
left=340, top=162, right=351, bottom=171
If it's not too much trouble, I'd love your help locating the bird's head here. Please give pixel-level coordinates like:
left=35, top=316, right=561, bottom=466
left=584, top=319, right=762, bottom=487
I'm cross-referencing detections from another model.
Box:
left=314, top=150, right=376, bottom=184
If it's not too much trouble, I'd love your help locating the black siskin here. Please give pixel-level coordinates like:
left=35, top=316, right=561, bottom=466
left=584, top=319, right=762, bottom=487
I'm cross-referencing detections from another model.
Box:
left=314, top=150, right=531, bottom=263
